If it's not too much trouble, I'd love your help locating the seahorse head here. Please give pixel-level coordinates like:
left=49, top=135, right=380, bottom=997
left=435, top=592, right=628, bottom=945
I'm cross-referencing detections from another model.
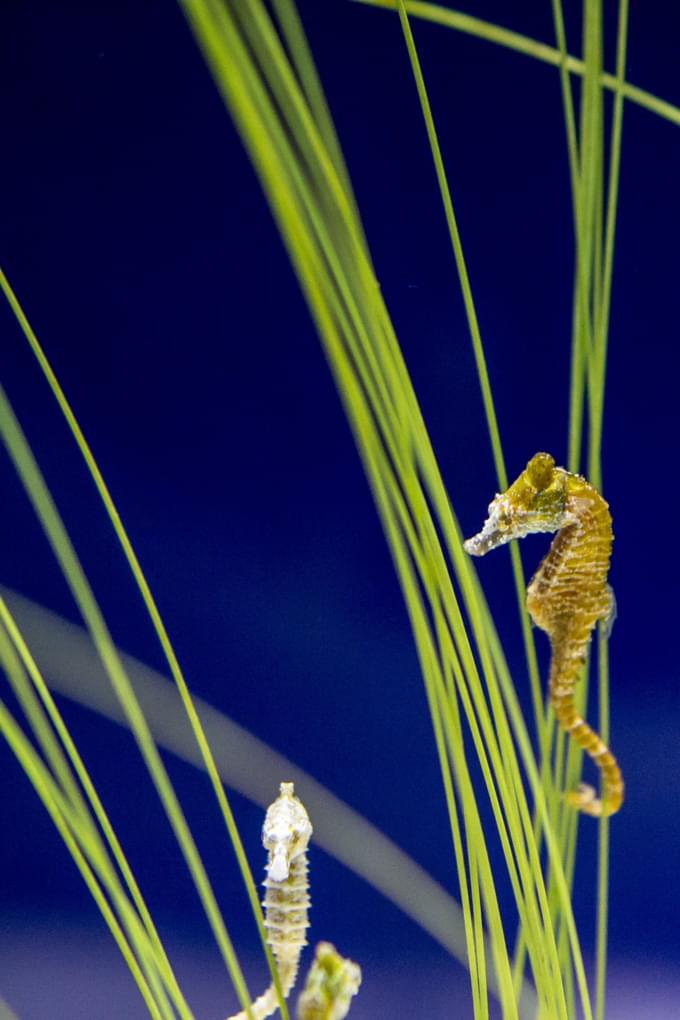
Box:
left=262, top=782, right=313, bottom=882
left=464, top=452, right=572, bottom=556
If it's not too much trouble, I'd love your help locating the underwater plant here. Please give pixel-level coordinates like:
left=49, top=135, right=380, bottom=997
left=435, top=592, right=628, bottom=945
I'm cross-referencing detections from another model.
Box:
left=3, top=1, right=680, bottom=1019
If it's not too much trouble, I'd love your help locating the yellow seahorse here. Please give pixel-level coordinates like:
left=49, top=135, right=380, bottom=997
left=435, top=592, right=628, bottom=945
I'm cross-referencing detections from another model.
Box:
left=464, top=452, right=623, bottom=817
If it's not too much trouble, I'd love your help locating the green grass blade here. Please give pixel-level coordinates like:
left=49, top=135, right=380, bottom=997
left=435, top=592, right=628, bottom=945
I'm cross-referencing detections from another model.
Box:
left=394, top=0, right=548, bottom=795
left=270, top=0, right=361, bottom=229
left=394, top=2, right=505, bottom=490
left=354, top=0, right=680, bottom=127
left=0, top=596, right=195, bottom=1019
left=0, top=263, right=283, bottom=1020
left=588, top=0, right=629, bottom=484
left=180, top=3, right=585, bottom=1014
left=4, top=585, right=540, bottom=1008
left=0, top=382, right=258, bottom=1020
left=594, top=628, right=611, bottom=1020
left=0, top=687, right=165, bottom=1020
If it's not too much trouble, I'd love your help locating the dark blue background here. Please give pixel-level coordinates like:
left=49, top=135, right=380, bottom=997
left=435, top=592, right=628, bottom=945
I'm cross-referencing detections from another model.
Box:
left=2, top=3, right=680, bottom=1017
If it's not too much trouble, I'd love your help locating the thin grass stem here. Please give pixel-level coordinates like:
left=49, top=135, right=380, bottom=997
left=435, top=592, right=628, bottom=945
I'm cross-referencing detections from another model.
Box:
left=354, top=0, right=680, bottom=127
left=0, top=380, right=257, bottom=1020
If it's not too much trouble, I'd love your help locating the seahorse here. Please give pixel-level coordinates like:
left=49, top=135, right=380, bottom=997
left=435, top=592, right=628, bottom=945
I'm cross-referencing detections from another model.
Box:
left=296, top=941, right=362, bottom=1020
left=463, top=452, right=623, bottom=817
left=228, top=782, right=312, bottom=1020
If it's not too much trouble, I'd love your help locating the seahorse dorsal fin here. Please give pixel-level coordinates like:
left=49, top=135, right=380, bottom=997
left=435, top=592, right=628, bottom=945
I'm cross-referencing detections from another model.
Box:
left=603, top=584, right=617, bottom=638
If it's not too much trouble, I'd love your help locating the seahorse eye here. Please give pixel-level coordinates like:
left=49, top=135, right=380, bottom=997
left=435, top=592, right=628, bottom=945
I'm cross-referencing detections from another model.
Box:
left=497, top=508, right=513, bottom=530
left=526, top=452, right=555, bottom=491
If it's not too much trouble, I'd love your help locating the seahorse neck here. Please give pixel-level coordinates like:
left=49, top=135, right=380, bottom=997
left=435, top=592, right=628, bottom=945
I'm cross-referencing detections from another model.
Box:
left=562, top=483, right=612, bottom=579
left=527, top=480, right=612, bottom=646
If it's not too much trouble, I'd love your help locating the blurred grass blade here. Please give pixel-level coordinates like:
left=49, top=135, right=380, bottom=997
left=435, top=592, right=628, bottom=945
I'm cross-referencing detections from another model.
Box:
left=0, top=584, right=538, bottom=1014
left=0, top=997, right=19, bottom=1020
left=0, top=595, right=195, bottom=1019
left=0, top=262, right=285, bottom=1020
left=0, top=636, right=170, bottom=1020
left=0, top=381, right=261, bottom=1020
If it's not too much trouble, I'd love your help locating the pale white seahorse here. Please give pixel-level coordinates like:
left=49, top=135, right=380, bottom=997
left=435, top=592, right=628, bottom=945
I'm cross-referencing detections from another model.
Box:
left=227, top=782, right=312, bottom=1020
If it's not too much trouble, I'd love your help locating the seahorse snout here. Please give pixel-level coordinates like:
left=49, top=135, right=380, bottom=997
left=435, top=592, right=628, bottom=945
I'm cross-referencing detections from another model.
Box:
left=464, top=498, right=513, bottom=556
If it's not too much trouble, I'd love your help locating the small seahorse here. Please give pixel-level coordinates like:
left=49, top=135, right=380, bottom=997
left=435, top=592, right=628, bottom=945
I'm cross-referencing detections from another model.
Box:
left=296, top=941, right=362, bottom=1020
left=464, top=452, right=623, bottom=817
left=228, top=782, right=312, bottom=1020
